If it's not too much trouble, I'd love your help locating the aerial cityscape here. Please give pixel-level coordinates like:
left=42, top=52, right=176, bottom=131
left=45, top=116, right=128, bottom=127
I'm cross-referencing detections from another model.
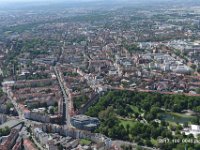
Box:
left=0, top=0, right=200, bottom=150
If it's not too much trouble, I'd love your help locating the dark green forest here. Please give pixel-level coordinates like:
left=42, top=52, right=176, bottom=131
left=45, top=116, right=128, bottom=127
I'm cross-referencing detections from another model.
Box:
left=86, top=91, right=200, bottom=150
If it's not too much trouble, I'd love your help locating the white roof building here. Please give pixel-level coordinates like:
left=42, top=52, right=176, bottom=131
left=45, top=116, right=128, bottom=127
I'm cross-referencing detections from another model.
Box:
left=182, top=124, right=200, bottom=138
left=191, top=125, right=200, bottom=132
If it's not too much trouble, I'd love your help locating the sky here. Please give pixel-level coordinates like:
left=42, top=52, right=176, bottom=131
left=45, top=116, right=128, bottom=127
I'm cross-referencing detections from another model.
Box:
left=0, top=0, right=106, bottom=9
left=0, top=0, right=89, bottom=3
left=0, top=0, right=129, bottom=3
left=0, top=0, right=53, bottom=1
left=0, top=0, right=91, bottom=5
left=0, top=0, right=197, bottom=6
left=0, top=0, right=96, bottom=2
left=0, top=0, right=181, bottom=3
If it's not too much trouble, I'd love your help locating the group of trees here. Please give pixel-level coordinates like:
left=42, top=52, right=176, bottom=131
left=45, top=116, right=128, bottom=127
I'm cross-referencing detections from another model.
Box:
left=20, top=39, right=51, bottom=59
left=63, top=72, right=79, bottom=77
left=5, top=40, right=23, bottom=66
left=0, top=126, right=10, bottom=136
left=49, top=106, right=58, bottom=115
left=124, top=44, right=144, bottom=53
left=196, top=88, right=200, bottom=94
left=0, top=88, right=3, bottom=97
left=86, top=90, right=200, bottom=150
left=69, top=36, right=87, bottom=44
left=73, top=95, right=89, bottom=110
left=197, top=68, right=200, bottom=73
left=25, top=72, right=49, bottom=80
left=6, top=102, right=14, bottom=110
left=94, top=106, right=174, bottom=148
left=87, top=91, right=200, bottom=117
left=96, top=107, right=128, bottom=140
left=0, top=75, right=3, bottom=86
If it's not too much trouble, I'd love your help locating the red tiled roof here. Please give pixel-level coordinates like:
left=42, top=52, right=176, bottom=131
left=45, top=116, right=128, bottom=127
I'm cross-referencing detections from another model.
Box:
left=23, top=139, right=37, bottom=150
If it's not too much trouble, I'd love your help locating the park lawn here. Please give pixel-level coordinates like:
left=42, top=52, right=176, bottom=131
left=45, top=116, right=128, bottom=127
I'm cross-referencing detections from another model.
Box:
left=169, top=112, right=196, bottom=119
left=119, top=118, right=137, bottom=140
left=119, top=118, right=137, bottom=129
left=80, top=139, right=92, bottom=145
left=167, top=120, right=178, bottom=127
left=151, top=138, right=158, bottom=146
left=129, top=105, right=142, bottom=114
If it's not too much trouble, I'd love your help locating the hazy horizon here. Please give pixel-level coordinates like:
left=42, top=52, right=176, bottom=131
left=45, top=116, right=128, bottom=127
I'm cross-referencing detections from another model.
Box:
left=0, top=0, right=199, bottom=11
left=0, top=0, right=198, bottom=4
